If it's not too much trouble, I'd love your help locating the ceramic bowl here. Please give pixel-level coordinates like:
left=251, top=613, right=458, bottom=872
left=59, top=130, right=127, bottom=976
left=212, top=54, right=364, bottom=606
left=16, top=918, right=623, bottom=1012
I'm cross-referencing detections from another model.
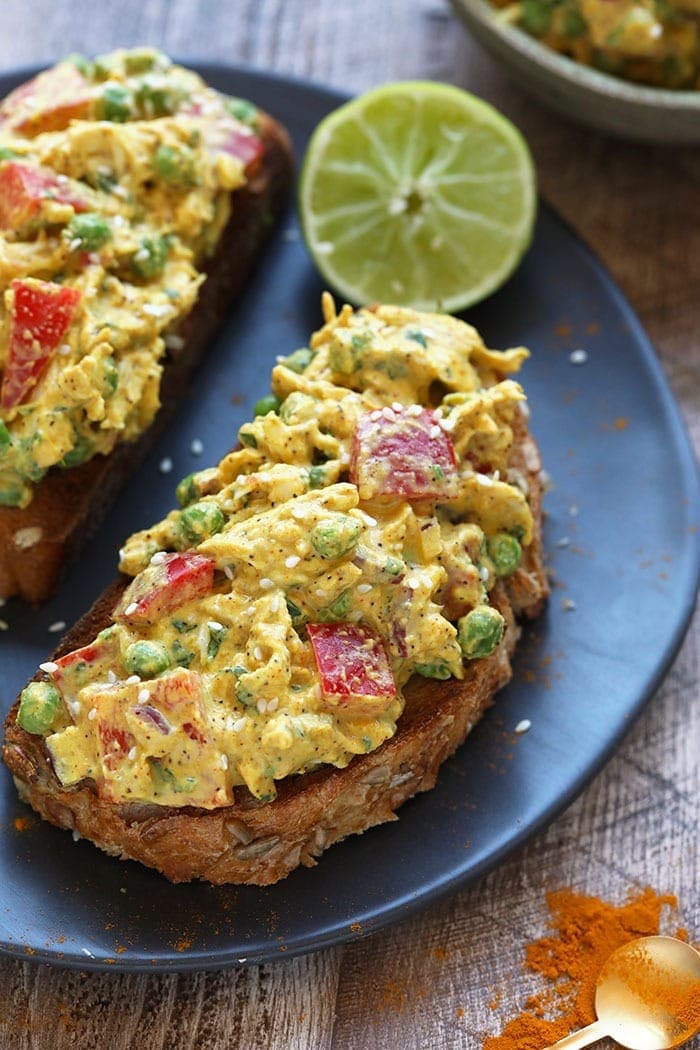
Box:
left=450, top=0, right=700, bottom=144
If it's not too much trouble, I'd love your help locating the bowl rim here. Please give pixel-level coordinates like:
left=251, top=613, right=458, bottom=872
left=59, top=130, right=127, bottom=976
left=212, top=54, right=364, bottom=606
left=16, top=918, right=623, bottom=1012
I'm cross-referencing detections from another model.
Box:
left=451, top=0, right=700, bottom=111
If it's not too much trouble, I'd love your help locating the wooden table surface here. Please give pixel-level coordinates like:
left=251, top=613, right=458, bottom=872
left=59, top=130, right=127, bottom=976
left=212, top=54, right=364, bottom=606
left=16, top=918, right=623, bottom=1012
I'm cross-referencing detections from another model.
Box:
left=0, top=2, right=698, bottom=1047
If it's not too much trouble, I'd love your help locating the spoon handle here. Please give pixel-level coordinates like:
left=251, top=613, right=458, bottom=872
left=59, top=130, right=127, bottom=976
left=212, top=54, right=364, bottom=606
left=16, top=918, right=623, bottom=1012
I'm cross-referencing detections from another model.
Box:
left=543, top=1020, right=609, bottom=1050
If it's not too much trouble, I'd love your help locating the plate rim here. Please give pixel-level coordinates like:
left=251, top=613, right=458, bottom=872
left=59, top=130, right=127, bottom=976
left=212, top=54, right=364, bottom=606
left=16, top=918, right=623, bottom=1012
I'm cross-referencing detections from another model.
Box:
left=0, top=62, right=698, bottom=973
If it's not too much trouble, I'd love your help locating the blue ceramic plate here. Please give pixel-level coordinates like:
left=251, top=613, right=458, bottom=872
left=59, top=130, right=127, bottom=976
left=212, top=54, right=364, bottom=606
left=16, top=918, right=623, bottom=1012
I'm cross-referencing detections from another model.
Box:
left=1, top=67, right=698, bottom=973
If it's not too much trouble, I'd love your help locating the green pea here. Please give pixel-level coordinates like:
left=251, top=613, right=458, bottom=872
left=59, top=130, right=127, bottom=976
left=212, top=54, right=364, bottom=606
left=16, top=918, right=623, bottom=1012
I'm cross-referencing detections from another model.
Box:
left=123, top=49, right=161, bottom=75
left=175, top=472, right=199, bottom=507
left=66, top=212, right=112, bottom=251
left=98, top=84, right=134, bottom=122
left=131, top=235, right=169, bottom=278
left=154, top=144, right=195, bottom=186
left=102, top=356, right=119, bottom=395
left=225, top=96, right=258, bottom=126
left=311, top=515, right=363, bottom=559
left=124, top=640, right=171, bottom=678
left=135, top=76, right=187, bottom=117
left=308, top=465, right=326, bottom=489
left=59, top=434, right=94, bottom=469
left=458, top=606, right=505, bottom=660
left=487, top=533, right=522, bottom=578
left=177, top=501, right=225, bottom=544
left=0, top=481, right=24, bottom=506
left=520, top=0, right=552, bottom=35
left=254, top=394, right=281, bottom=417
left=17, top=682, right=62, bottom=735
left=414, top=661, right=452, bottom=680
left=64, top=53, right=94, bottom=78
left=0, top=421, right=10, bottom=451
left=281, top=347, right=313, bottom=374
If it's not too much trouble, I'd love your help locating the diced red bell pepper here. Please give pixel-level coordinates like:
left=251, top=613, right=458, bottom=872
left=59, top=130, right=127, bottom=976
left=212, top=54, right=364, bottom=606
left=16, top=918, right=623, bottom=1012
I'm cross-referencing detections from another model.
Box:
left=350, top=405, right=459, bottom=501
left=1, top=278, right=82, bottom=410
left=307, top=622, right=397, bottom=718
left=0, top=63, right=93, bottom=136
left=219, top=121, right=264, bottom=172
left=0, top=161, right=88, bottom=229
left=114, top=552, right=215, bottom=625
left=51, top=632, right=121, bottom=703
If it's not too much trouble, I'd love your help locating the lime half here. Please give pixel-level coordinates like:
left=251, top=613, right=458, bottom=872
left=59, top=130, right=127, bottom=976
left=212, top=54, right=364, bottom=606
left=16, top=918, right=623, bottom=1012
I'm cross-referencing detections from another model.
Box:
left=299, top=81, right=536, bottom=313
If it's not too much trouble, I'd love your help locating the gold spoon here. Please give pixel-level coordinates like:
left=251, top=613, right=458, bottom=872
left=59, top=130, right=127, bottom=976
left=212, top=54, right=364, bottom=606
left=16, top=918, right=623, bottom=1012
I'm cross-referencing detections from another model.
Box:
left=545, top=936, right=700, bottom=1050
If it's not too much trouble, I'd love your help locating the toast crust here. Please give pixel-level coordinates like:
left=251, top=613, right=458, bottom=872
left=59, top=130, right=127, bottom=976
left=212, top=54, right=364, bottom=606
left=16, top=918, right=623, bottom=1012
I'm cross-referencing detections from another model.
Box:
left=0, top=111, right=293, bottom=602
left=3, top=411, right=548, bottom=885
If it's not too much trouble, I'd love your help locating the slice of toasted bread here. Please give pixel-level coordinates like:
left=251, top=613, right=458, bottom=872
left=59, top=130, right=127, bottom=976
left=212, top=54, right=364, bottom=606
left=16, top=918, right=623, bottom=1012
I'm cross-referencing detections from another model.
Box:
left=0, top=110, right=293, bottom=603
left=2, top=413, right=547, bottom=884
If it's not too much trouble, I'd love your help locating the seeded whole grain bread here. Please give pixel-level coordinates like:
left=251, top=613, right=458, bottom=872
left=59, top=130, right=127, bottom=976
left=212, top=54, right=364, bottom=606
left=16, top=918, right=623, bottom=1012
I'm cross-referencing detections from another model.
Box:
left=0, top=111, right=293, bottom=603
left=2, top=412, right=548, bottom=885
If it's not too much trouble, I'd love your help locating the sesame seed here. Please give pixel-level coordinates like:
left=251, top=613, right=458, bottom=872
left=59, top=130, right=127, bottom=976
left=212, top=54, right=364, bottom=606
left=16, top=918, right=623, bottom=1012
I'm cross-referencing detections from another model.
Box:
left=476, top=473, right=494, bottom=487
left=164, top=333, right=185, bottom=351
left=270, top=595, right=280, bottom=613
left=190, top=438, right=204, bottom=455
left=81, top=948, right=95, bottom=959
left=125, top=675, right=141, bottom=685
left=562, top=597, right=577, bottom=611
left=361, top=513, right=378, bottom=527
left=569, top=348, right=588, bottom=365
left=142, top=303, right=170, bottom=317
left=253, top=645, right=263, bottom=661
left=407, top=577, right=421, bottom=590
left=429, top=425, right=442, bottom=439
left=128, top=747, right=137, bottom=761
left=407, top=404, right=423, bottom=417
left=556, top=537, right=571, bottom=548
left=392, top=402, right=403, bottom=413
left=315, top=589, right=327, bottom=599
left=357, top=583, right=372, bottom=594
left=40, top=661, right=58, bottom=674
left=259, top=577, right=274, bottom=590
left=515, top=719, right=532, bottom=734
left=382, top=406, right=395, bottom=422
left=439, top=416, right=456, bottom=432
left=291, top=506, right=307, bottom=521
left=208, top=620, right=224, bottom=631
left=88, top=707, right=98, bottom=721
left=285, top=555, right=300, bottom=569
left=267, top=697, right=279, bottom=712
left=220, top=754, right=229, bottom=770
left=232, top=717, right=246, bottom=732
left=520, top=401, right=531, bottom=419
left=48, top=620, right=66, bottom=633
left=59, top=343, right=71, bottom=355
left=68, top=700, right=81, bottom=717
left=257, top=698, right=268, bottom=714
left=0, top=619, right=8, bottom=631
left=159, top=457, right=173, bottom=474
left=138, top=689, right=150, bottom=703
left=223, top=565, right=235, bottom=580
left=370, top=410, right=382, bottom=422
left=150, top=551, right=167, bottom=564
left=124, top=603, right=138, bottom=617
left=107, top=670, right=117, bottom=684
left=479, top=565, right=490, bottom=581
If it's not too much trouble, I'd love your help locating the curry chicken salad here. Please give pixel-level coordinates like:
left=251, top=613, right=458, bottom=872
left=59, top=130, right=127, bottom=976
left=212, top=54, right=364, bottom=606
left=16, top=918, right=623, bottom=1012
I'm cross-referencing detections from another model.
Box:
left=0, top=48, right=267, bottom=509
left=16, top=296, right=537, bottom=809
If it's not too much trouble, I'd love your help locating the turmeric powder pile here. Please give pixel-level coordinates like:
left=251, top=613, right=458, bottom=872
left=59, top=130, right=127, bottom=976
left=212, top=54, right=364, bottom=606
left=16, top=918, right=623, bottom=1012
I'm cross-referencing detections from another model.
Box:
left=483, top=886, right=690, bottom=1050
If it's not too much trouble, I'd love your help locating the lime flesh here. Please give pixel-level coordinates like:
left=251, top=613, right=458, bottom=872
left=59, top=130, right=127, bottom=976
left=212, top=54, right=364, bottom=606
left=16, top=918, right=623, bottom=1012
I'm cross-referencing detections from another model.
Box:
left=299, top=81, right=537, bottom=313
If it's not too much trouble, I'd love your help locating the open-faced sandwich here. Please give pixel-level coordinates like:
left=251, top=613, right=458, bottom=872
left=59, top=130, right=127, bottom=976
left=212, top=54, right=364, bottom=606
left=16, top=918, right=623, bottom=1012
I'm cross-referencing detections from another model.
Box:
left=0, top=48, right=292, bottom=601
left=3, top=295, right=548, bottom=884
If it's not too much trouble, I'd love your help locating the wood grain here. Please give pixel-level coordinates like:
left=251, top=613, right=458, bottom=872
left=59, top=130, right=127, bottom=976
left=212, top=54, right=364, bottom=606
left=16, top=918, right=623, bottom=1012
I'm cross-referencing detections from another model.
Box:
left=0, top=1, right=698, bottom=1047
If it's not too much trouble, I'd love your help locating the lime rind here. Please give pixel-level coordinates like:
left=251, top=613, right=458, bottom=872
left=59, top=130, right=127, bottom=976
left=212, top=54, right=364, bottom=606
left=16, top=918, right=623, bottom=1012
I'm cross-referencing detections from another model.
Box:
left=299, top=81, right=536, bottom=313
